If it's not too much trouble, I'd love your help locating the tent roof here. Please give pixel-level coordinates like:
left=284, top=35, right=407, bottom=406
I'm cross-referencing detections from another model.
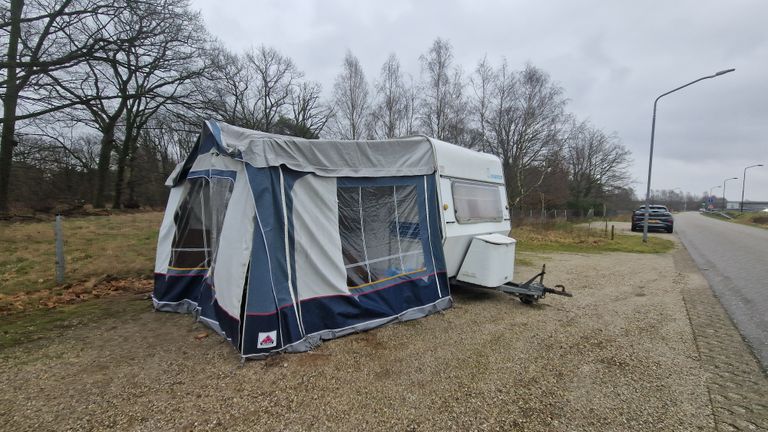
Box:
left=207, top=121, right=437, bottom=177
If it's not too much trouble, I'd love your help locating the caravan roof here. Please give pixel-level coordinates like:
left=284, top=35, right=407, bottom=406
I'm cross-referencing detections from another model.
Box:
left=167, top=122, right=503, bottom=187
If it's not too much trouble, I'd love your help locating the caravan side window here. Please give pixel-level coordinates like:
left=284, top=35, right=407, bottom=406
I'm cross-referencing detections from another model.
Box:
left=452, top=180, right=503, bottom=224
left=169, top=174, right=234, bottom=273
left=338, top=185, right=425, bottom=289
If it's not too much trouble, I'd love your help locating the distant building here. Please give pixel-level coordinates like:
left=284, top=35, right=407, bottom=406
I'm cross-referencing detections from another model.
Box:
left=727, top=201, right=768, bottom=211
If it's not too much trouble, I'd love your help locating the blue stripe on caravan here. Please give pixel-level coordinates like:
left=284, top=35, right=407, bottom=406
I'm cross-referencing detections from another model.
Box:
left=242, top=165, right=303, bottom=350
left=239, top=272, right=448, bottom=356
left=197, top=282, right=217, bottom=325
left=199, top=122, right=217, bottom=154
left=203, top=120, right=243, bottom=159
left=424, top=174, right=448, bottom=296
left=213, top=300, right=241, bottom=349
left=241, top=307, right=302, bottom=355
left=153, top=273, right=206, bottom=305
left=244, top=166, right=294, bottom=313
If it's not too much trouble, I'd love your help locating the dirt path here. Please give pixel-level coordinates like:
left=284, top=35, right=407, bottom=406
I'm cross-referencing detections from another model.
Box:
left=0, top=245, right=764, bottom=431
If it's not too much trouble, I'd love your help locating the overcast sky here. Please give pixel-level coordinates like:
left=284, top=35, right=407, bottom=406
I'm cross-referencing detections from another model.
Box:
left=190, top=0, right=768, bottom=202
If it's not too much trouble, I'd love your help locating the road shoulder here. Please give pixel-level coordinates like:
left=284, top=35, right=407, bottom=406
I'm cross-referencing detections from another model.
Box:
left=674, top=246, right=768, bottom=431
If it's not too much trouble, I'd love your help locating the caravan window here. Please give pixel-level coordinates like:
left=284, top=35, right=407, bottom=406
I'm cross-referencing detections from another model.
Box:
left=452, top=180, right=503, bottom=224
left=169, top=174, right=234, bottom=273
left=338, top=185, right=425, bottom=289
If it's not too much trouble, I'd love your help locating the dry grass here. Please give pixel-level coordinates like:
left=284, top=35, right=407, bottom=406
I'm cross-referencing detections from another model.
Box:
left=0, top=212, right=163, bottom=296
left=703, top=210, right=768, bottom=229
left=738, top=211, right=768, bottom=225
left=512, top=221, right=675, bottom=254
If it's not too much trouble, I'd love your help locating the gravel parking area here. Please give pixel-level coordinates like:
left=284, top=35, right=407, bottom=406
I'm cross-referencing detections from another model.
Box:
left=1, top=245, right=758, bottom=431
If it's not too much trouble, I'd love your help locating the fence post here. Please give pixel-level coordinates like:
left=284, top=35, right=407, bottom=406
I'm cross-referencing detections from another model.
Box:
left=55, top=214, right=65, bottom=284
left=611, top=224, right=615, bottom=240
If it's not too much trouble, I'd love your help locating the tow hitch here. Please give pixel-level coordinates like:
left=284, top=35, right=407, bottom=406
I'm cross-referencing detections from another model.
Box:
left=497, top=264, right=572, bottom=304
left=454, top=264, right=572, bottom=305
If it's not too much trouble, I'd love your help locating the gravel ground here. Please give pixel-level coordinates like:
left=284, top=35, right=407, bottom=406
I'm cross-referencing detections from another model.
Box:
left=0, top=248, right=719, bottom=431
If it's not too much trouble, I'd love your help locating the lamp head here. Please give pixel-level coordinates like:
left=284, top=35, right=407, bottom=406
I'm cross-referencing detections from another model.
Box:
left=714, top=68, right=736, bottom=76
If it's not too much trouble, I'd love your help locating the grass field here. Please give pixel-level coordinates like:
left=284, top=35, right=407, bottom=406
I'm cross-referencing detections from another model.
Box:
left=1, top=212, right=674, bottom=349
left=701, top=210, right=768, bottom=229
left=0, top=212, right=163, bottom=296
left=1, top=212, right=162, bottom=349
left=512, top=221, right=675, bottom=254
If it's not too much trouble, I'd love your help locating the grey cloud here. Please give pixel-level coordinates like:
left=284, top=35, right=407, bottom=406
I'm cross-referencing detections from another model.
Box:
left=191, top=0, right=768, bottom=200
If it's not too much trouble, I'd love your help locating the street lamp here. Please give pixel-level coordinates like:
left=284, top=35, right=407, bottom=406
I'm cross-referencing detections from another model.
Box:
left=642, top=68, right=735, bottom=242
left=722, top=177, right=738, bottom=210
left=740, top=164, right=764, bottom=212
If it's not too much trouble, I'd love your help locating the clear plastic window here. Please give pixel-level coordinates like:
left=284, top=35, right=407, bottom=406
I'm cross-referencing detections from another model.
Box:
left=452, top=180, right=503, bottom=223
left=338, top=184, right=425, bottom=289
left=169, top=176, right=234, bottom=274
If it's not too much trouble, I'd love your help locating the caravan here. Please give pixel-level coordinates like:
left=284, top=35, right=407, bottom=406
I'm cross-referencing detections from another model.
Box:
left=153, top=121, right=538, bottom=358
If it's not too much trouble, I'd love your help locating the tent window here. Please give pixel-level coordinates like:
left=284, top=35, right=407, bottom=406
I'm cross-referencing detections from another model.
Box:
left=452, top=180, right=503, bottom=224
left=169, top=175, right=234, bottom=273
left=338, top=185, right=425, bottom=289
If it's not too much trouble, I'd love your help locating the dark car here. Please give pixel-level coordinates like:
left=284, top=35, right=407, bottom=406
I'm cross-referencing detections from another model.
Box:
left=631, top=205, right=674, bottom=233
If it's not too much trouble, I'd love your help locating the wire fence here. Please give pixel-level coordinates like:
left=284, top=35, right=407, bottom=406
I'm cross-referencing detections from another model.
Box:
left=511, top=208, right=570, bottom=223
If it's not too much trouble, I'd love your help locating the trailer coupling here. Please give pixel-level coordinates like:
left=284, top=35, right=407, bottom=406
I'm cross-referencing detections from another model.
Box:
left=498, top=264, right=572, bottom=305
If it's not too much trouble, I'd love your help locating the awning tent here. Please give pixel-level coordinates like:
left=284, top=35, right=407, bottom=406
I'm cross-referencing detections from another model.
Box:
left=153, top=121, right=451, bottom=358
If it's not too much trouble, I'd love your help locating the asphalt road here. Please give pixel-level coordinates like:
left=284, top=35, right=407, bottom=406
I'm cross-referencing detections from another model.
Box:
left=674, top=212, right=768, bottom=370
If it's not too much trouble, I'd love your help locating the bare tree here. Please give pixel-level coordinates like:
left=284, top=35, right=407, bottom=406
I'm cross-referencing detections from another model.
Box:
left=331, top=50, right=369, bottom=140
left=418, top=38, right=466, bottom=143
left=402, top=74, right=418, bottom=136
left=370, top=53, right=408, bottom=139
left=565, top=120, right=631, bottom=215
left=246, top=45, right=303, bottom=132
left=39, top=0, right=207, bottom=208
left=0, top=0, right=123, bottom=211
left=287, top=81, right=332, bottom=138
left=472, top=60, right=568, bottom=207
left=110, top=2, right=207, bottom=208
left=196, top=47, right=257, bottom=128
left=197, top=44, right=321, bottom=137
left=469, top=55, right=494, bottom=152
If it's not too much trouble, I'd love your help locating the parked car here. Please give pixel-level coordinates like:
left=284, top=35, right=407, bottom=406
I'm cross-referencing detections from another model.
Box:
left=631, top=205, right=674, bottom=233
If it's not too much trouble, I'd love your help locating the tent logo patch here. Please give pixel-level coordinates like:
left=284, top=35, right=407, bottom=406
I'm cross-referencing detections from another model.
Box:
left=257, top=331, right=277, bottom=348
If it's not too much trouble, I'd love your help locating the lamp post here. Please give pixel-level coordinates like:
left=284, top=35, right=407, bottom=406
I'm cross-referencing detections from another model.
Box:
left=740, top=164, right=763, bottom=212
left=642, top=68, right=735, bottom=242
left=722, top=177, right=738, bottom=210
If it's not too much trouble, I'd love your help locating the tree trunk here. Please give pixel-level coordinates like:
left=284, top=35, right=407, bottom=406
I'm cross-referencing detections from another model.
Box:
left=0, top=0, right=24, bottom=213
left=112, top=132, right=133, bottom=209
left=94, top=127, right=116, bottom=208
left=0, top=104, right=19, bottom=214
left=124, top=135, right=141, bottom=208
